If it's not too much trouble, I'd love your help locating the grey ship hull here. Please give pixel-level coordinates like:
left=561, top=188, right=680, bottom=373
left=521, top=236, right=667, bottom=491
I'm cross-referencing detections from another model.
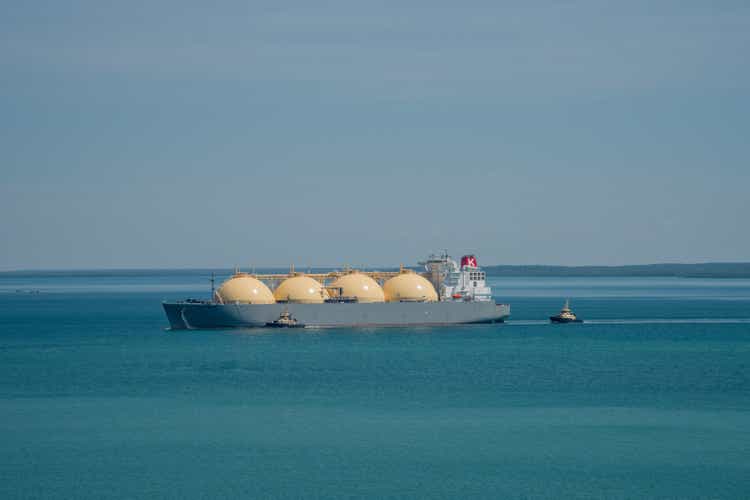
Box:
left=163, top=301, right=510, bottom=330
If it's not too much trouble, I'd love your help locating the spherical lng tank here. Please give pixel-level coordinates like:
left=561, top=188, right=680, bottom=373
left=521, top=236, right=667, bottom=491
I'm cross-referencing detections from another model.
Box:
left=329, top=272, right=385, bottom=303
left=383, top=271, right=438, bottom=302
left=273, top=275, right=330, bottom=303
left=214, top=274, right=275, bottom=304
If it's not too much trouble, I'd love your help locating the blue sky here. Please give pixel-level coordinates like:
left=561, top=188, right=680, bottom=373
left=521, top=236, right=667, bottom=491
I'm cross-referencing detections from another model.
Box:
left=1, top=1, right=748, bottom=269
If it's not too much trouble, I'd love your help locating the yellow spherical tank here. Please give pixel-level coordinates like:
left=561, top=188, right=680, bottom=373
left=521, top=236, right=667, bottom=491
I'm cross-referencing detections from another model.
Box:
left=215, top=274, right=275, bottom=304
left=274, top=275, right=330, bottom=303
left=329, top=272, right=385, bottom=303
left=383, top=271, right=438, bottom=302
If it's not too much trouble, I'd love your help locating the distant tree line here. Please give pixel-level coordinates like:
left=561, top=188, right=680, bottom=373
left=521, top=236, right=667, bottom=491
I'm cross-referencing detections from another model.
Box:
left=483, top=263, right=750, bottom=278
left=4, top=263, right=750, bottom=279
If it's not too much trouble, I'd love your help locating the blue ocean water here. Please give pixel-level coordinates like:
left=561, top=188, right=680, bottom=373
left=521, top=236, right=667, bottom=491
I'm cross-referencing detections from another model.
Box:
left=1, top=273, right=749, bottom=499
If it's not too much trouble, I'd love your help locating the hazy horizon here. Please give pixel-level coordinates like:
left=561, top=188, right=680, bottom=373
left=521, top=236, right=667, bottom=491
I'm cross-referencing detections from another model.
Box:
left=3, top=260, right=750, bottom=274
left=2, top=1, right=748, bottom=270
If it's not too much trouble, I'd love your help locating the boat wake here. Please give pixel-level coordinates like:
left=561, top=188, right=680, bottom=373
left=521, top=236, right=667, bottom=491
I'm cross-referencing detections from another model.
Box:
left=508, top=318, right=750, bottom=325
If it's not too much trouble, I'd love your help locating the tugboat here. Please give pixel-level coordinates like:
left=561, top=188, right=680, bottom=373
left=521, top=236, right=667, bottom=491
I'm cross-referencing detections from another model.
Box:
left=550, top=300, right=583, bottom=323
left=265, top=310, right=305, bottom=328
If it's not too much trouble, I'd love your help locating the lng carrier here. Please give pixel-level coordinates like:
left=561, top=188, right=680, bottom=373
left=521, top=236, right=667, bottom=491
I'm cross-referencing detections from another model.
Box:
left=162, top=253, right=510, bottom=329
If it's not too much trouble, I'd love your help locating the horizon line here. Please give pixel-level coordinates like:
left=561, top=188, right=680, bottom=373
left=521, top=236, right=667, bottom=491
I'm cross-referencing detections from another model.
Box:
left=2, top=261, right=750, bottom=274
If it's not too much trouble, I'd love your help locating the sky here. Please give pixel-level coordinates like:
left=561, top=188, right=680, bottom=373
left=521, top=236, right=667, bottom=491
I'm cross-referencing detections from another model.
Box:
left=1, top=1, right=749, bottom=270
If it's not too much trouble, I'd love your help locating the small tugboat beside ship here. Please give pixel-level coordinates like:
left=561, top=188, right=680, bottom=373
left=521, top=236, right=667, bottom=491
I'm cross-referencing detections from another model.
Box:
left=265, top=310, right=305, bottom=328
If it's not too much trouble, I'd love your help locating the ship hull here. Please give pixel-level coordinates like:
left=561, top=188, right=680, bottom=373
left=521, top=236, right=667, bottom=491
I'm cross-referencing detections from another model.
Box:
left=163, top=301, right=510, bottom=330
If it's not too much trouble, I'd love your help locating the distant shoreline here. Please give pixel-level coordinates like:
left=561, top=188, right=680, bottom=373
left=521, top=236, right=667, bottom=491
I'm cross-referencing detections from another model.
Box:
left=483, top=263, right=750, bottom=279
left=2, top=263, right=750, bottom=279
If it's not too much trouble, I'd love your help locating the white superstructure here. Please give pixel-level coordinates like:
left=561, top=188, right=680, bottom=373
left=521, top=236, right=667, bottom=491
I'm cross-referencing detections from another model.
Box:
left=421, top=253, right=493, bottom=302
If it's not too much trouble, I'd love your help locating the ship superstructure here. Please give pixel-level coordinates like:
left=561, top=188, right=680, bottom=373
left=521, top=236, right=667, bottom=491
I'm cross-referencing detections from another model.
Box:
left=163, top=252, right=510, bottom=329
left=421, top=253, right=492, bottom=302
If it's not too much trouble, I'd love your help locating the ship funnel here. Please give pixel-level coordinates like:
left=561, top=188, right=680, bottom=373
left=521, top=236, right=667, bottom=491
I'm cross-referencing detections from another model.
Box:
left=460, top=255, right=478, bottom=268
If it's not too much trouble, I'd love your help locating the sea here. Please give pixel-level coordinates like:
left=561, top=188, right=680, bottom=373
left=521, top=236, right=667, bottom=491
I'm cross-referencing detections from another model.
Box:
left=1, top=272, right=749, bottom=499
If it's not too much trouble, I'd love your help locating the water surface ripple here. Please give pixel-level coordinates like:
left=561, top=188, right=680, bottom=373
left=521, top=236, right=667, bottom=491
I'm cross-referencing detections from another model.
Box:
left=1, top=273, right=749, bottom=499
